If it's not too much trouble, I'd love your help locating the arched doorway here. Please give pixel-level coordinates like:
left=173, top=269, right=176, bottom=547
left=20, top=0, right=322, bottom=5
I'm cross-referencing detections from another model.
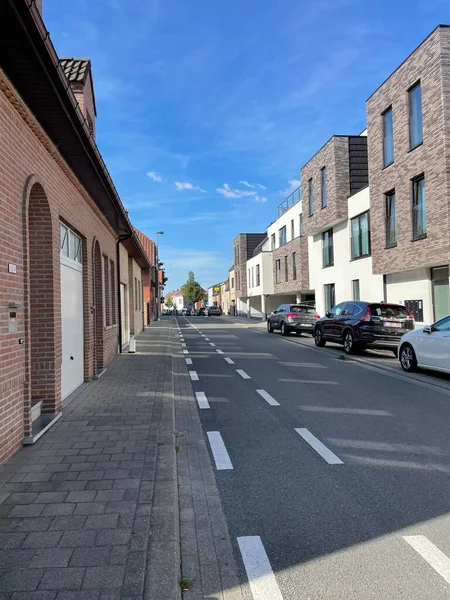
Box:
left=27, top=183, right=58, bottom=419
left=93, top=240, right=104, bottom=375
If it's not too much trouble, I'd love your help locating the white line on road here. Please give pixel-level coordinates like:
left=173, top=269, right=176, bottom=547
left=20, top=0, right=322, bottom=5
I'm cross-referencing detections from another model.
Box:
left=196, top=392, right=210, bottom=409
left=189, top=371, right=199, bottom=381
left=201, top=334, right=206, bottom=337
left=216, top=349, right=224, bottom=355
left=404, top=536, right=450, bottom=586
left=224, top=357, right=235, bottom=364
left=209, top=342, right=216, bottom=347
left=295, top=428, right=343, bottom=464
left=256, top=390, right=280, bottom=406
left=185, top=358, right=193, bottom=365
left=207, top=432, right=233, bottom=470
left=237, top=536, right=283, bottom=600
left=183, top=349, right=189, bottom=354
left=205, top=337, right=210, bottom=341
left=236, top=369, right=251, bottom=380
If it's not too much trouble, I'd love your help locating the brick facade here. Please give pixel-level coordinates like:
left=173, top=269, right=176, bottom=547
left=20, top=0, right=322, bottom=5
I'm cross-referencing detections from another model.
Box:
left=0, top=72, right=119, bottom=463
left=272, top=235, right=309, bottom=293
left=233, top=233, right=265, bottom=299
left=367, top=25, right=450, bottom=275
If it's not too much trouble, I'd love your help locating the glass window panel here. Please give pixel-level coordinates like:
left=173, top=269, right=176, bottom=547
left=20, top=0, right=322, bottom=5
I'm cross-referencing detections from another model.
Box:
left=383, top=108, right=394, bottom=166
left=409, top=83, right=423, bottom=149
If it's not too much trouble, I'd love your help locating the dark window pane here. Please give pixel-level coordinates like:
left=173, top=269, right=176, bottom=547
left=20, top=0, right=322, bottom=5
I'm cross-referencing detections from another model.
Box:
left=412, top=177, right=427, bottom=239
left=308, top=179, right=314, bottom=216
left=409, top=83, right=423, bottom=149
left=321, top=167, right=327, bottom=208
left=385, top=191, right=397, bottom=247
left=383, top=108, right=394, bottom=166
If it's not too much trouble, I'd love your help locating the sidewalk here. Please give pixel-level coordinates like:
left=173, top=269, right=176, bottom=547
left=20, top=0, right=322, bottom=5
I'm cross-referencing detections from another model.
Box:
left=0, top=320, right=245, bottom=599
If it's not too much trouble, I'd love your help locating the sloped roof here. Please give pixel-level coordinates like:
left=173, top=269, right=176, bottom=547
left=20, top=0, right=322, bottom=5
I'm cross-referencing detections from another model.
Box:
left=59, top=58, right=90, bottom=83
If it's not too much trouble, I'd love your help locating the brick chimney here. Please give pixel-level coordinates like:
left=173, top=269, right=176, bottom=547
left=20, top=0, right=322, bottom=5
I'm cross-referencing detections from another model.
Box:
left=59, top=58, right=97, bottom=140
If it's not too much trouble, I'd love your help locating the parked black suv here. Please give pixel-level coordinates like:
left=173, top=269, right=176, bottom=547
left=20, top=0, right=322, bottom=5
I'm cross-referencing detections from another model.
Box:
left=314, top=301, right=414, bottom=355
left=267, top=304, right=320, bottom=336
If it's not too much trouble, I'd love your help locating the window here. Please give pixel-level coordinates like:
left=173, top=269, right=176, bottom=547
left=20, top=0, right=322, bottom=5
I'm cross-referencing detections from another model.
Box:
left=412, top=175, right=427, bottom=239
left=352, top=279, right=360, bottom=301
left=284, top=255, right=288, bottom=281
left=321, top=167, right=327, bottom=208
left=291, top=219, right=295, bottom=241
left=60, top=223, right=82, bottom=263
left=279, top=226, right=287, bottom=247
left=110, top=260, right=116, bottom=324
left=324, top=284, right=335, bottom=313
left=385, top=190, right=397, bottom=247
left=103, top=256, right=111, bottom=326
left=322, top=229, right=334, bottom=267
left=275, top=259, right=281, bottom=283
left=299, top=214, right=304, bottom=237
left=248, top=268, right=251, bottom=288
left=271, top=233, right=276, bottom=250
left=351, top=211, right=370, bottom=259
left=383, top=107, right=394, bottom=167
left=256, top=264, right=260, bottom=287
left=231, top=277, right=234, bottom=289
left=409, top=81, right=423, bottom=150
left=433, top=315, right=450, bottom=332
left=135, top=278, right=138, bottom=310
left=292, top=252, right=297, bottom=280
left=308, top=178, right=314, bottom=216
left=251, top=267, right=254, bottom=288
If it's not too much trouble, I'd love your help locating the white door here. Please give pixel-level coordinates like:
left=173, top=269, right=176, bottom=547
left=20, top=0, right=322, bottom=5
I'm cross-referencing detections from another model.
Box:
left=121, top=283, right=129, bottom=347
left=60, top=224, right=84, bottom=399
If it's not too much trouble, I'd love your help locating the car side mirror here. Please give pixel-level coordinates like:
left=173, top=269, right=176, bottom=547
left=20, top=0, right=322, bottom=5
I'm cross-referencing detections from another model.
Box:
left=325, top=311, right=331, bottom=318
left=423, top=326, right=432, bottom=334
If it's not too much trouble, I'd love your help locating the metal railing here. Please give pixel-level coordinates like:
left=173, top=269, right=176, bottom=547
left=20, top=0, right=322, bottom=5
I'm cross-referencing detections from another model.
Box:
left=277, top=185, right=302, bottom=217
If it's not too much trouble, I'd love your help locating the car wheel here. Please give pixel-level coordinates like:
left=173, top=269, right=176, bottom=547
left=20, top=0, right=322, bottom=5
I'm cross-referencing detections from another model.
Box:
left=399, top=343, right=417, bottom=372
left=267, top=320, right=274, bottom=333
left=343, top=330, right=355, bottom=354
left=280, top=322, right=289, bottom=336
left=314, top=327, right=326, bottom=347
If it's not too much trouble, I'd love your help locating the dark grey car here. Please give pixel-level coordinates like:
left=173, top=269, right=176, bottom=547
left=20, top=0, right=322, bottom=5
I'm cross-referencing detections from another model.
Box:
left=267, top=304, right=320, bottom=336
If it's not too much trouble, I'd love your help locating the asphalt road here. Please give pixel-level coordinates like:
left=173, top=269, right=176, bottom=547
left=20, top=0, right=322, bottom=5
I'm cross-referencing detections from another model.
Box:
left=175, top=314, right=450, bottom=600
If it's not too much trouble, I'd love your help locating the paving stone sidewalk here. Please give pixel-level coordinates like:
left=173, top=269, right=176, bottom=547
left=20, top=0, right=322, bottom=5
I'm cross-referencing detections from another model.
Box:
left=0, top=322, right=180, bottom=600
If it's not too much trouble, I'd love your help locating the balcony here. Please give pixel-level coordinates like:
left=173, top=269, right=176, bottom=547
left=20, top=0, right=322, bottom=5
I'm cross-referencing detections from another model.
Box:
left=277, top=186, right=302, bottom=217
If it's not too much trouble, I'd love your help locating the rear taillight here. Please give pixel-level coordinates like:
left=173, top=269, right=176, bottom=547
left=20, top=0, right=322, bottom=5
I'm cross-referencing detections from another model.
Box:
left=286, top=313, right=297, bottom=318
left=360, top=307, right=371, bottom=322
left=314, top=314, right=320, bottom=319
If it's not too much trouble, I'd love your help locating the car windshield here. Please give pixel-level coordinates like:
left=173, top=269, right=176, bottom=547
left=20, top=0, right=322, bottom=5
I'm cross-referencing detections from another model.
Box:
left=289, top=306, right=316, bottom=314
left=370, top=304, right=411, bottom=319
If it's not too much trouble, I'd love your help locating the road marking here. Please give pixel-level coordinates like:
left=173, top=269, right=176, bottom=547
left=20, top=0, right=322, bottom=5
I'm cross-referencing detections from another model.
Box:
left=205, top=337, right=210, bottom=341
left=181, top=343, right=187, bottom=347
left=279, top=379, right=338, bottom=384
left=201, top=334, right=206, bottom=337
left=196, top=392, right=210, bottom=409
left=209, top=342, right=216, bottom=347
left=225, top=357, right=235, bottom=364
left=189, top=371, right=199, bottom=381
left=185, top=358, right=193, bottom=365
left=256, top=390, right=280, bottom=406
left=236, top=369, right=251, bottom=380
left=237, top=536, right=283, bottom=600
left=207, top=432, right=233, bottom=470
left=279, top=362, right=327, bottom=368
left=183, top=349, right=189, bottom=354
left=404, top=536, right=450, bottom=586
left=216, top=349, right=224, bottom=355
left=295, top=428, right=343, bottom=464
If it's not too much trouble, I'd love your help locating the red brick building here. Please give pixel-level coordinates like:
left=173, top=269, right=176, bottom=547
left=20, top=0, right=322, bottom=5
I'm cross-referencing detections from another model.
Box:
left=134, top=228, right=158, bottom=325
left=0, top=1, right=149, bottom=463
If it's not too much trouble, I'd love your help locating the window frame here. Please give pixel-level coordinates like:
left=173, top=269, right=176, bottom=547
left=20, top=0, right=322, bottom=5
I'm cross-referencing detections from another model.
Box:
left=279, top=226, right=287, bottom=247
left=412, top=174, right=427, bottom=241
left=292, top=252, right=297, bottom=280
left=324, top=283, right=335, bottom=313
left=409, top=81, right=423, bottom=151
left=299, top=214, right=304, bottom=237
left=256, top=264, right=260, bottom=287
left=271, top=233, right=276, bottom=250
left=291, top=219, right=295, bottom=241
left=322, top=228, right=334, bottom=268
left=385, top=190, right=397, bottom=248
left=350, top=210, right=371, bottom=260
left=308, top=178, right=314, bottom=216
left=321, top=167, right=327, bottom=208
left=382, top=106, right=394, bottom=167
left=275, top=259, right=282, bottom=283
left=284, top=255, right=288, bottom=281
left=352, top=279, right=360, bottom=301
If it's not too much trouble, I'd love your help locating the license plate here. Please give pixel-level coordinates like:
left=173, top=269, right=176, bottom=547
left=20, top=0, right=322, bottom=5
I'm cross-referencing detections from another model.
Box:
left=384, top=321, right=401, bottom=328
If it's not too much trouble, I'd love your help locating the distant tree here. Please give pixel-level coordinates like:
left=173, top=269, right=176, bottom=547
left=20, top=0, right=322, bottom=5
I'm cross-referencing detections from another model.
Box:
left=181, top=271, right=205, bottom=304
left=165, top=297, right=173, bottom=308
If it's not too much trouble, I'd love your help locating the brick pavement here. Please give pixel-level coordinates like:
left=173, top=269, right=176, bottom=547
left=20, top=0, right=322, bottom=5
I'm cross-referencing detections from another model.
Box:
left=0, top=319, right=246, bottom=600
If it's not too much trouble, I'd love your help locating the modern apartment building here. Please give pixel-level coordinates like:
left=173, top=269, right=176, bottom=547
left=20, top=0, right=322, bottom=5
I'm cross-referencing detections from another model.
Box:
left=367, top=24, right=450, bottom=324
left=233, top=233, right=266, bottom=315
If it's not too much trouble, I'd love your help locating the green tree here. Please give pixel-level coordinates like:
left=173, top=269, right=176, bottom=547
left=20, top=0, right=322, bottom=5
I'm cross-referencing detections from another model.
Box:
left=165, top=297, right=173, bottom=308
left=181, top=271, right=205, bottom=304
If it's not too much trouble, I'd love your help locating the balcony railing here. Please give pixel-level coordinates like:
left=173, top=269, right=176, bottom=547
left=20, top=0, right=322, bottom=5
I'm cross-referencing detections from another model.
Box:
left=277, top=185, right=302, bottom=217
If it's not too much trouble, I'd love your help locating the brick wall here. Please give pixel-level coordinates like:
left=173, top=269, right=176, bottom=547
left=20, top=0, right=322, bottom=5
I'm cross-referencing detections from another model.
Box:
left=272, top=235, right=309, bottom=293
left=0, top=71, right=119, bottom=463
left=367, top=26, right=450, bottom=274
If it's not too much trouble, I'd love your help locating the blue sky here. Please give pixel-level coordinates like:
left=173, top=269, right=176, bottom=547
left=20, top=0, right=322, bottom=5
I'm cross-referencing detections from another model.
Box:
left=44, top=0, right=449, bottom=290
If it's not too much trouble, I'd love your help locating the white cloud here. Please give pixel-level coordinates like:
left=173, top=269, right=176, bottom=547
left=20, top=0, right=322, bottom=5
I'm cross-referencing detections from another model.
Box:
left=281, top=179, right=301, bottom=196
left=147, top=171, right=164, bottom=183
left=174, top=181, right=205, bottom=192
left=240, top=180, right=267, bottom=190
left=216, top=183, right=255, bottom=199
left=253, top=195, right=267, bottom=204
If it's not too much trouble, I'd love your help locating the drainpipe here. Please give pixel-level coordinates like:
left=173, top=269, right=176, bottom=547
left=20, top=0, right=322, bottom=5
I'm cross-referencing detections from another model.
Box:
left=116, top=234, right=133, bottom=353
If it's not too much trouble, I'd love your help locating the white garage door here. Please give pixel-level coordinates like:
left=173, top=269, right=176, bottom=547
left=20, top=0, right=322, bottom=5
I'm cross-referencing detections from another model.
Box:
left=60, top=223, right=84, bottom=399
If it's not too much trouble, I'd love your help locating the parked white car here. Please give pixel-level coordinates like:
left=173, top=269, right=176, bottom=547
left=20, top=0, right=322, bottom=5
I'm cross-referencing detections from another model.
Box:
left=399, top=315, right=450, bottom=374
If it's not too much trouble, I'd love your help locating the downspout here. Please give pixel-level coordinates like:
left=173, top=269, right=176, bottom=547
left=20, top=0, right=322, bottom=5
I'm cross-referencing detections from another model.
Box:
left=116, top=233, right=133, bottom=353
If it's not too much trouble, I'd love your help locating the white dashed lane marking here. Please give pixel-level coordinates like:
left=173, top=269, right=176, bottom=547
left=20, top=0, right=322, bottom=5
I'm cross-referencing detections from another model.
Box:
left=207, top=432, right=233, bottom=470
left=196, top=392, right=210, bottom=409
left=189, top=371, right=199, bottom=381
left=185, top=358, right=193, bottom=365
left=236, top=369, right=251, bottom=380
left=256, top=390, right=280, bottom=406
left=295, top=428, right=343, bottom=465
left=404, top=535, right=450, bottom=586
left=237, top=536, right=283, bottom=600
left=224, top=357, right=235, bottom=364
